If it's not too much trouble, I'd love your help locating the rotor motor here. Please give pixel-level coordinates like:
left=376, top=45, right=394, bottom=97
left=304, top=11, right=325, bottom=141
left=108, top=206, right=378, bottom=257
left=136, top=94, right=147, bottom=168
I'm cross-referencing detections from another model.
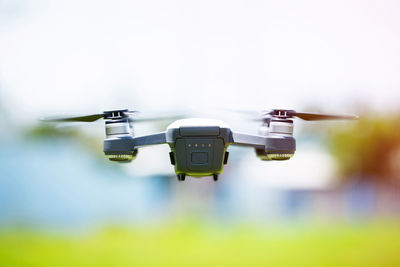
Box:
left=268, top=119, right=294, bottom=136
left=256, top=118, right=295, bottom=161
left=103, top=117, right=138, bottom=162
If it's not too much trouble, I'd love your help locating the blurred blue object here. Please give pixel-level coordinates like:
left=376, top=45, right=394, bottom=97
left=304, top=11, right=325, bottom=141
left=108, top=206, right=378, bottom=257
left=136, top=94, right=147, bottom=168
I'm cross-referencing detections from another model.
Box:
left=0, top=138, right=172, bottom=229
left=1, top=136, right=399, bottom=230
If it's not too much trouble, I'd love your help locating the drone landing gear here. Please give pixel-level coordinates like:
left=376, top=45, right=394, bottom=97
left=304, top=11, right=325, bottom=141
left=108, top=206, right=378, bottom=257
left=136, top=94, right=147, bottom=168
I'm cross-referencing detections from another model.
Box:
left=177, top=174, right=186, bottom=181
left=176, top=174, right=219, bottom=182
left=213, top=174, right=219, bottom=182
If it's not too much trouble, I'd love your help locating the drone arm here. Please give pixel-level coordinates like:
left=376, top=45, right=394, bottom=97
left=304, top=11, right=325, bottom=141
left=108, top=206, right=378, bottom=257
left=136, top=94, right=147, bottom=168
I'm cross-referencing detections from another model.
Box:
left=230, top=131, right=266, bottom=149
left=132, top=132, right=167, bottom=147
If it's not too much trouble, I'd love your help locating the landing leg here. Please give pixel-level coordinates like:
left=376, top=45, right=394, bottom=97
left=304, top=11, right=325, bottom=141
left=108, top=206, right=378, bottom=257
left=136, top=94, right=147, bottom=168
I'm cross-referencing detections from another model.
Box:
left=177, top=174, right=186, bottom=181
left=213, top=174, right=219, bottom=182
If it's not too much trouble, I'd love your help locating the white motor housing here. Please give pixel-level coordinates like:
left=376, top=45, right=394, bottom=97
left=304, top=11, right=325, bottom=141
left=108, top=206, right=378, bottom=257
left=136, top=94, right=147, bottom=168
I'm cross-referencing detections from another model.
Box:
left=256, top=119, right=295, bottom=160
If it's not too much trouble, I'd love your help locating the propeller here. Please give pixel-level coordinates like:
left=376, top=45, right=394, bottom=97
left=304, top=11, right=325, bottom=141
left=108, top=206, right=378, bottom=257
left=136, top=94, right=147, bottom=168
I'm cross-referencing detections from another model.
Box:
left=41, top=109, right=184, bottom=123
left=40, top=109, right=137, bottom=122
left=41, top=113, right=106, bottom=122
left=261, top=109, right=359, bottom=121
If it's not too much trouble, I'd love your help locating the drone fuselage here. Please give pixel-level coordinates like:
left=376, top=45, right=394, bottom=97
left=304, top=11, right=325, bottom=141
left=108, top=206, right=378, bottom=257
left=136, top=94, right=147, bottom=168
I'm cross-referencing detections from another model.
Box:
left=104, top=118, right=296, bottom=179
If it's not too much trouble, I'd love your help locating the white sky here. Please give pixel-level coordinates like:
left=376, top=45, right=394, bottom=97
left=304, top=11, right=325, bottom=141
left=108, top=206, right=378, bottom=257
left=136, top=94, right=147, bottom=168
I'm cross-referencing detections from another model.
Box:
left=0, top=0, right=400, bottom=122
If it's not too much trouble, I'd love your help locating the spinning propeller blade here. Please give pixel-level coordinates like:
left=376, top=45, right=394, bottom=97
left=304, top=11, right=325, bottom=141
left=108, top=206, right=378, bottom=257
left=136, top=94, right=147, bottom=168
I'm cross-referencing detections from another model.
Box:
left=41, top=109, right=183, bottom=123
left=41, top=113, right=105, bottom=122
left=262, top=109, right=358, bottom=121
left=231, top=109, right=358, bottom=121
left=292, top=112, right=358, bottom=121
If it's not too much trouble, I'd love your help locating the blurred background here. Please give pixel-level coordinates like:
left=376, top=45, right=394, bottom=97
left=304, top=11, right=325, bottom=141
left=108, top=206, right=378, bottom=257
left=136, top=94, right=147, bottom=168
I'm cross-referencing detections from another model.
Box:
left=1, top=0, right=400, bottom=266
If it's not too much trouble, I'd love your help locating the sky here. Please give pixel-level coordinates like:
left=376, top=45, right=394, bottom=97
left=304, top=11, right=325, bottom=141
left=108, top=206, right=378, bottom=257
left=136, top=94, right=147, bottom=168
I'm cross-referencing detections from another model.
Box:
left=0, top=0, right=400, bottom=123
left=2, top=0, right=399, bottom=190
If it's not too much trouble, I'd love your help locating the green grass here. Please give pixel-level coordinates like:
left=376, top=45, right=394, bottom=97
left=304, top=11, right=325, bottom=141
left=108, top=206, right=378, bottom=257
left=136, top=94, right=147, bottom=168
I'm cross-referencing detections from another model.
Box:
left=1, top=221, right=400, bottom=266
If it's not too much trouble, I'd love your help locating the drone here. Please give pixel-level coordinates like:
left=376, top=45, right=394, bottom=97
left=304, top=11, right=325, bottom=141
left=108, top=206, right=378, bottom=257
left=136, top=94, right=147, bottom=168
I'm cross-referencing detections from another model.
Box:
left=42, top=109, right=357, bottom=181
